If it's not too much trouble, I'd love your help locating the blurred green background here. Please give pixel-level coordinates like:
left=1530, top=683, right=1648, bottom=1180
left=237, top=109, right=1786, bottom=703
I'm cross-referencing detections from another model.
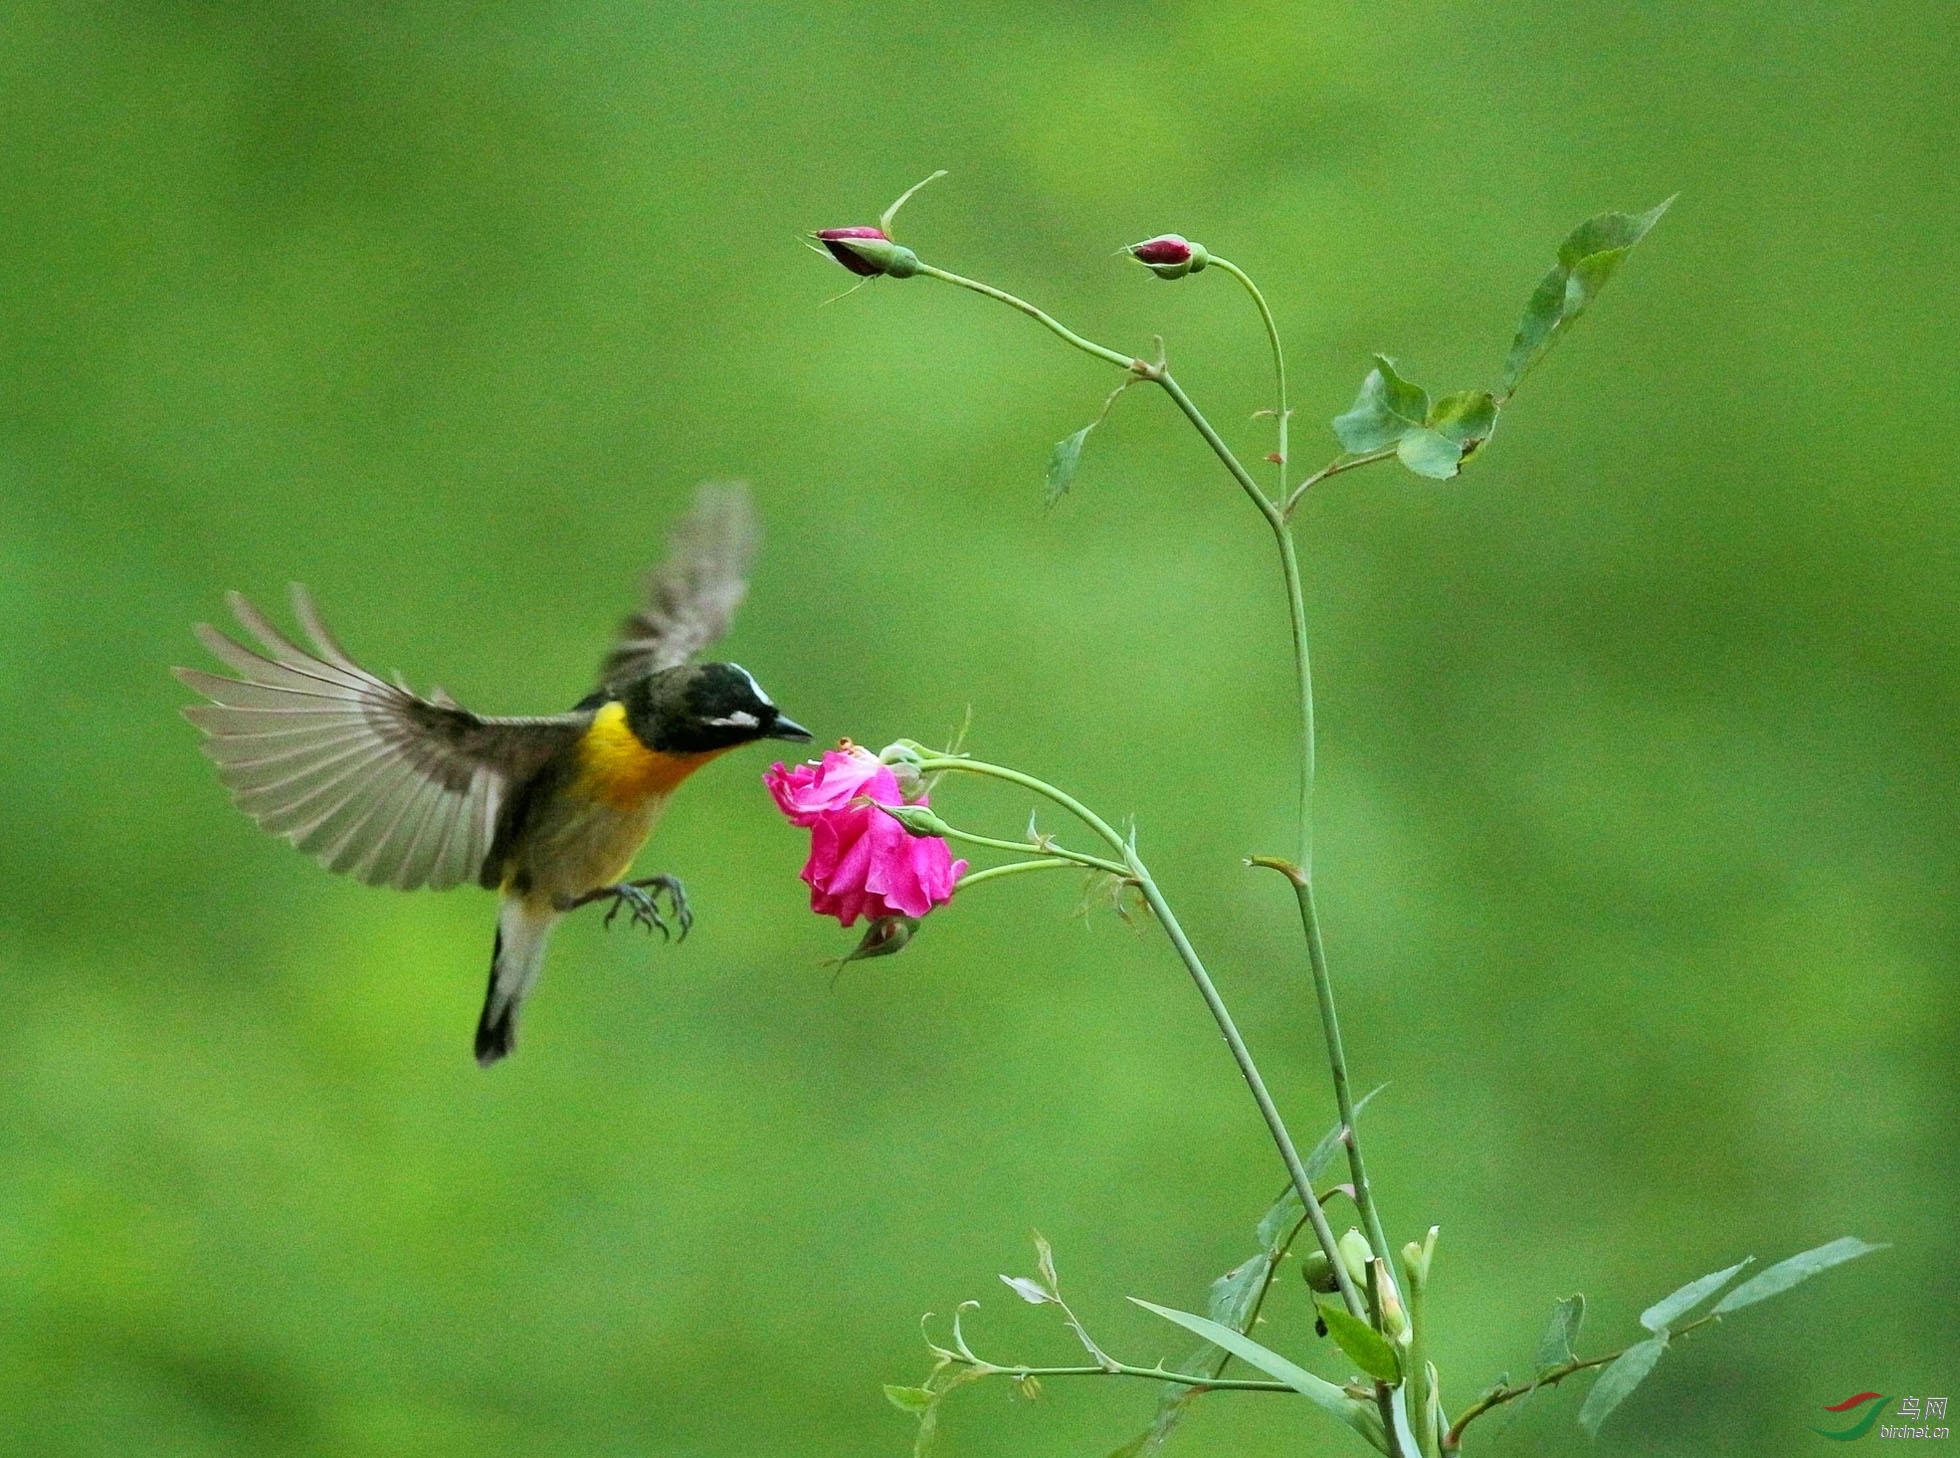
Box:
left=2, top=2, right=1954, bottom=1454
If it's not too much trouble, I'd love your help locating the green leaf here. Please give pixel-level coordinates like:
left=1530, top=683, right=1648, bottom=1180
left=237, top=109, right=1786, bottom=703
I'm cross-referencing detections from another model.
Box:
left=1534, top=1294, right=1585, bottom=1371
left=1576, top=1334, right=1668, bottom=1438
left=1315, top=1299, right=1403, bottom=1383
left=1429, top=389, right=1498, bottom=450
left=1130, top=1299, right=1388, bottom=1453
left=1046, top=425, right=1094, bottom=503
left=884, top=1384, right=936, bottom=1415
left=1333, top=355, right=1429, bottom=452
left=1502, top=197, right=1673, bottom=391
left=1640, top=1257, right=1752, bottom=1332
left=1396, top=427, right=1463, bottom=480
left=1712, top=1236, right=1886, bottom=1315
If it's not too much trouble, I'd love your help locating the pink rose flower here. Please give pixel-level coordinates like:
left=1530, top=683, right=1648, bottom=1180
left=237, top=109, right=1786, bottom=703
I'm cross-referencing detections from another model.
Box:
left=765, top=745, right=967, bottom=926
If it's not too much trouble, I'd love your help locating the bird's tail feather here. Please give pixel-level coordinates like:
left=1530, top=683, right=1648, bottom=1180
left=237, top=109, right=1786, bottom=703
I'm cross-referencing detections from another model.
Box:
left=475, top=895, right=559, bottom=1067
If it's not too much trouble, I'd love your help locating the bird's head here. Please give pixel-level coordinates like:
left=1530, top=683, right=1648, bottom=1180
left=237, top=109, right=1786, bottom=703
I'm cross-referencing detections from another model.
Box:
left=623, top=662, right=812, bottom=753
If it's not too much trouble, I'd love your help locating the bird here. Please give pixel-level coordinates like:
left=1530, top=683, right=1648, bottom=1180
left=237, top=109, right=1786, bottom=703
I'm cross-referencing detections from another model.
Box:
left=175, top=483, right=812, bottom=1066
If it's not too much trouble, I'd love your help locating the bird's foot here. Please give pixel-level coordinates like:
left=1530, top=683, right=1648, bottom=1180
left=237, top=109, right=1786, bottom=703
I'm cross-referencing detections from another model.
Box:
left=568, top=875, right=691, bottom=941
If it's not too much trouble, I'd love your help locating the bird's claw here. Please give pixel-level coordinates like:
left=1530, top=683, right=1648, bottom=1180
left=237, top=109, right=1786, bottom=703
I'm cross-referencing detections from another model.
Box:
left=595, top=875, right=691, bottom=941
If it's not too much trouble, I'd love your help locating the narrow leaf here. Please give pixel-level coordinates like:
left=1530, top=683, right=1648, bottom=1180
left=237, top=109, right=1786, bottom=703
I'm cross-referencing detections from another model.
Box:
left=1534, top=1294, right=1585, bottom=1371
left=1577, top=1335, right=1668, bottom=1437
left=1000, top=1274, right=1055, bottom=1305
left=1640, top=1257, right=1752, bottom=1332
left=1130, top=1299, right=1388, bottom=1452
left=884, top=1384, right=936, bottom=1415
left=1503, top=197, right=1673, bottom=391
left=1034, top=1233, right=1060, bottom=1294
left=1046, top=426, right=1094, bottom=503
left=1316, top=1299, right=1403, bottom=1383
left=1333, top=356, right=1430, bottom=452
left=1712, top=1237, right=1886, bottom=1315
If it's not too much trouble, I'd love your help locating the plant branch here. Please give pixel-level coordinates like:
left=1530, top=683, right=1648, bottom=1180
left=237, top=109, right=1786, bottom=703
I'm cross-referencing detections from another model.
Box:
left=932, top=822, right=1130, bottom=878
left=1124, top=864, right=1369, bottom=1324
left=913, top=756, right=1131, bottom=856
left=1283, top=448, right=1398, bottom=517
left=947, top=1355, right=1296, bottom=1393
left=914, top=263, right=1143, bottom=373
left=1442, top=1314, right=1721, bottom=1453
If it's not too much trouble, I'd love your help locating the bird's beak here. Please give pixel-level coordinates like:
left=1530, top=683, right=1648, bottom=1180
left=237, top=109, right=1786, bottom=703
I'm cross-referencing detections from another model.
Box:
left=765, top=715, right=813, bottom=743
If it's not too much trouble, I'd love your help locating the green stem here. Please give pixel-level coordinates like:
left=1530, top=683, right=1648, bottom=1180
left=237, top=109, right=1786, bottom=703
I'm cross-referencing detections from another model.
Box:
left=1209, top=255, right=1289, bottom=494
left=1252, top=858, right=1401, bottom=1305
left=953, top=859, right=1084, bottom=891
left=914, top=263, right=1143, bottom=373
left=948, top=1358, right=1295, bottom=1392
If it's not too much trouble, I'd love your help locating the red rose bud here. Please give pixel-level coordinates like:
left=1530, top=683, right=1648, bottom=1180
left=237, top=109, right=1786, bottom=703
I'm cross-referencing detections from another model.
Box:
left=1128, top=233, right=1209, bottom=279
left=815, top=226, right=920, bottom=279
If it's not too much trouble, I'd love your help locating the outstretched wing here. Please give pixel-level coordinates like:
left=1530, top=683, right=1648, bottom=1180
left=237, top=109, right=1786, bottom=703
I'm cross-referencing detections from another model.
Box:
left=177, top=587, right=586, bottom=891
left=598, top=482, right=759, bottom=687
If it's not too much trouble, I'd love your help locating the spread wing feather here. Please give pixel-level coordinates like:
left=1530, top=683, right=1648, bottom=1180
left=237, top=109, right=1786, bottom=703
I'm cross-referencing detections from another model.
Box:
left=598, top=482, right=758, bottom=687
left=177, top=586, right=586, bottom=891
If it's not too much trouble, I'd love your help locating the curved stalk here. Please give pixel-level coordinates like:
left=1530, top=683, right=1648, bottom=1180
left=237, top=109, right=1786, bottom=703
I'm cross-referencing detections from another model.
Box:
left=1209, top=254, right=1289, bottom=493
left=954, top=859, right=1085, bottom=891
left=913, top=263, right=1143, bottom=373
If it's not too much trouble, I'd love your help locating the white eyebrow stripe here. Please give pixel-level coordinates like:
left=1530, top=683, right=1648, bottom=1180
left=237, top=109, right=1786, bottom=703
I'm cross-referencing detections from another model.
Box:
left=728, top=664, right=773, bottom=707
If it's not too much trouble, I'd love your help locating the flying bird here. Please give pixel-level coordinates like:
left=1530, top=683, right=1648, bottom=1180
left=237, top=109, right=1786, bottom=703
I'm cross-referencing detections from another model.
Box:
left=176, top=484, right=811, bottom=1065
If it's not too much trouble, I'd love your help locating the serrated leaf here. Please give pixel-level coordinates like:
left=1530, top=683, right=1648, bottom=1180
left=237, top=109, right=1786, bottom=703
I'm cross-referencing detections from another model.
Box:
left=1046, top=425, right=1094, bottom=503
left=1333, top=356, right=1430, bottom=452
left=1535, top=1294, right=1585, bottom=1371
left=1503, top=197, right=1673, bottom=391
left=1711, top=1236, right=1886, bottom=1315
left=1429, top=389, right=1498, bottom=448
left=884, top=1384, right=936, bottom=1415
left=1640, top=1257, right=1752, bottom=1332
left=1396, top=427, right=1463, bottom=480
left=1130, top=1299, right=1388, bottom=1453
left=1000, top=1274, right=1055, bottom=1305
left=1576, top=1335, right=1668, bottom=1437
left=1315, top=1299, right=1403, bottom=1383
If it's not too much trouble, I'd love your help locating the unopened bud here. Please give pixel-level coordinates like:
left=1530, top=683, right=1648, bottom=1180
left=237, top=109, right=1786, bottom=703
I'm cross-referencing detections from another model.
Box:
left=1338, top=1229, right=1372, bottom=1289
left=1128, top=233, right=1210, bottom=280
left=815, top=227, right=922, bottom=279
left=882, top=803, right=953, bottom=838
left=838, top=915, right=920, bottom=963
left=1372, top=1258, right=1408, bottom=1339
left=1301, top=1249, right=1341, bottom=1294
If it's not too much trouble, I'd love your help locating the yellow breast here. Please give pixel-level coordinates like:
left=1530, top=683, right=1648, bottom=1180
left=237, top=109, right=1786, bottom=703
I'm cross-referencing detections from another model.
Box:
left=576, top=701, right=726, bottom=811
